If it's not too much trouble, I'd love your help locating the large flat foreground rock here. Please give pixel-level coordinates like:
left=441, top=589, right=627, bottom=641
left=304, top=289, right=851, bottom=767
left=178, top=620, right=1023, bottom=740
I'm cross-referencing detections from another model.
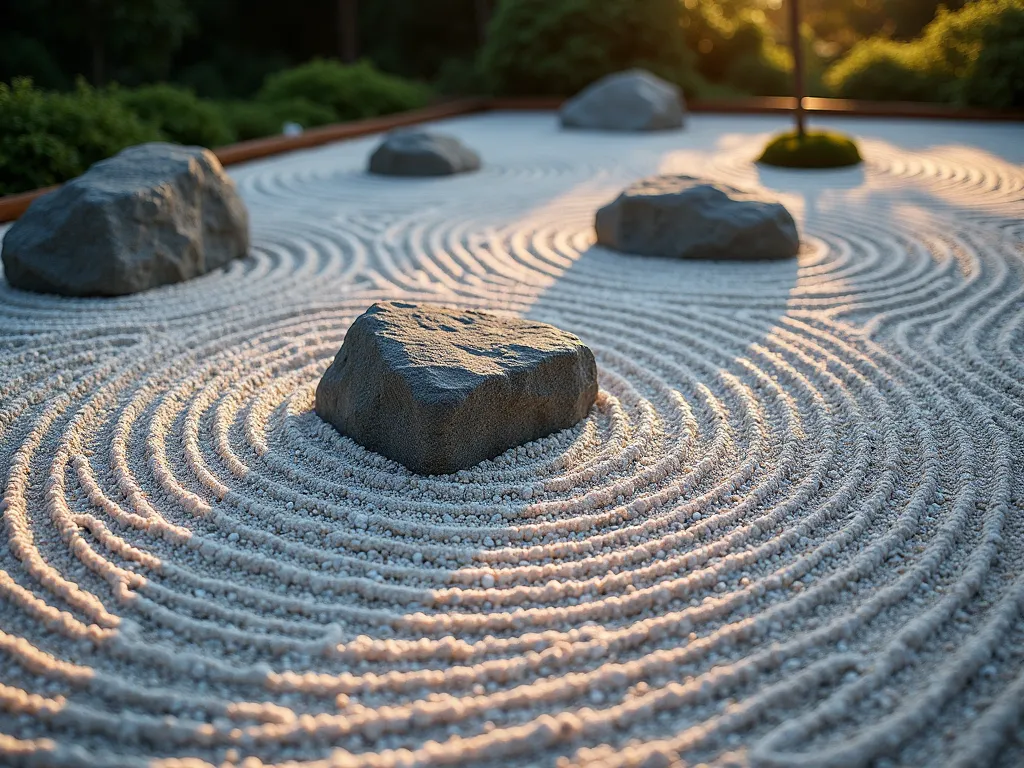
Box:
left=315, top=302, right=598, bottom=475
left=596, top=175, right=799, bottom=260
left=560, top=69, right=684, bottom=132
left=2, top=143, right=250, bottom=296
left=368, top=131, right=481, bottom=176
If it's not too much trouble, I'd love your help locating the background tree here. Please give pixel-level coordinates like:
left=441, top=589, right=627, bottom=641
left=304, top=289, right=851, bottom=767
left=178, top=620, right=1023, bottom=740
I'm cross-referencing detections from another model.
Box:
left=358, top=0, right=481, bottom=81
left=1, top=0, right=192, bottom=88
left=480, top=0, right=696, bottom=97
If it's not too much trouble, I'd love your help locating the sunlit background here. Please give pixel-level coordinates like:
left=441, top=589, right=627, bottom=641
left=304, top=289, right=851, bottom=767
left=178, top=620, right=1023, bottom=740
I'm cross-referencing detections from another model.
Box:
left=2, top=0, right=1022, bottom=197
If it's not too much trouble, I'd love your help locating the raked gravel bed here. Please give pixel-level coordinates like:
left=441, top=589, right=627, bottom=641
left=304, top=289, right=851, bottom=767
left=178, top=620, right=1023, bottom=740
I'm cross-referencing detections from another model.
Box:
left=1, top=113, right=1023, bottom=768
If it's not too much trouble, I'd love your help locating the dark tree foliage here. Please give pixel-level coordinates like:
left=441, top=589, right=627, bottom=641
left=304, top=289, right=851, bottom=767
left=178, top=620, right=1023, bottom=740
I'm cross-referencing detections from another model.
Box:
left=956, top=1, right=1024, bottom=108
left=825, top=0, right=1024, bottom=108
left=681, top=4, right=793, bottom=97
left=173, top=0, right=337, bottom=96
left=1, top=0, right=1020, bottom=111
left=0, top=0, right=193, bottom=88
left=480, top=0, right=696, bottom=97
left=780, top=0, right=968, bottom=53
left=1, top=0, right=340, bottom=97
left=359, top=0, right=482, bottom=80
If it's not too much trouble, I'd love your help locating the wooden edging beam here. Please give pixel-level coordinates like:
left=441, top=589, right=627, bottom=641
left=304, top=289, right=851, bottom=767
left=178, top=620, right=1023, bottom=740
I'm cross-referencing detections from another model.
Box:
left=2, top=95, right=1021, bottom=223
left=213, top=98, right=490, bottom=165
left=0, top=99, right=489, bottom=224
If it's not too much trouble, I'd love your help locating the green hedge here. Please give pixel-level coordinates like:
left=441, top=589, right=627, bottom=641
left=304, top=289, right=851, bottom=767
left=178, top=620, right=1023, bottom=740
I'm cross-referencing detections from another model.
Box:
left=823, top=38, right=947, bottom=102
left=258, top=59, right=431, bottom=121
left=478, top=0, right=805, bottom=99
left=1, top=61, right=433, bottom=196
left=949, top=0, right=1024, bottom=108
left=220, top=98, right=337, bottom=141
left=825, top=0, right=1024, bottom=107
left=0, top=78, right=163, bottom=196
left=119, top=83, right=236, bottom=147
left=723, top=47, right=792, bottom=98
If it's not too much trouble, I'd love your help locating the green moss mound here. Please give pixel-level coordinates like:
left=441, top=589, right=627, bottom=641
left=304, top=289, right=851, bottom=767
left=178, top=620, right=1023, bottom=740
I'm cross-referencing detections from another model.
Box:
left=757, top=130, right=863, bottom=169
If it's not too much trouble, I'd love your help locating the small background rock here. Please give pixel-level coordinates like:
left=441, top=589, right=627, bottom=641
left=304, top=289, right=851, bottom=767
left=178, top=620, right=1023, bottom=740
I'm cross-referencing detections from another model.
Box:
left=315, top=301, right=598, bottom=475
left=368, top=131, right=481, bottom=177
left=560, top=69, right=685, bottom=132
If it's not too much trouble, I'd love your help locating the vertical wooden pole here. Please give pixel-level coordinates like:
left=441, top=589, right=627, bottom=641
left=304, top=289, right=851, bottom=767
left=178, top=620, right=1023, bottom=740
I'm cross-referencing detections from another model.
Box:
left=788, top=0, right=806, bottom=138
left=339, top=0, right=358, bottom=63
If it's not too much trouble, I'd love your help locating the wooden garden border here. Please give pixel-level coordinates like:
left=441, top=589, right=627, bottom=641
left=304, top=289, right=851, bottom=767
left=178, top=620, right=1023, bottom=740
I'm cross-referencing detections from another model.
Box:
left=2, top=96, right=1021, bottom=223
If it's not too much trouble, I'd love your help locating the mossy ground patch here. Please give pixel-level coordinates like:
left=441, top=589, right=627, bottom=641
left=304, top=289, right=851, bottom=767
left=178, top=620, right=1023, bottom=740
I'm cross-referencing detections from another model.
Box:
left=758, top=129, right=863, bottom=169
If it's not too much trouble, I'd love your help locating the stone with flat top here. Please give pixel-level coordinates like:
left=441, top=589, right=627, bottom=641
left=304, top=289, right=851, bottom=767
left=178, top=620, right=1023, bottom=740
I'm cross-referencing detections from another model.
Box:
left=315, top=301, right=598, bottom=474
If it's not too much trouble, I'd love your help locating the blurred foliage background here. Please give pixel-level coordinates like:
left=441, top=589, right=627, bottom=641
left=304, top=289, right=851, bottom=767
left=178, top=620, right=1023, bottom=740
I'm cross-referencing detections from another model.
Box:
left=4, top=0, right=1020, bottom=103
left=1, top=0, right=1021, bottom=194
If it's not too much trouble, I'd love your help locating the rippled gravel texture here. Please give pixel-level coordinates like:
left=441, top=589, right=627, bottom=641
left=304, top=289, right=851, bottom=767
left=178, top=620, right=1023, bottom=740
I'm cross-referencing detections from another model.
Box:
left=1, top=114, right=1023, bottom=768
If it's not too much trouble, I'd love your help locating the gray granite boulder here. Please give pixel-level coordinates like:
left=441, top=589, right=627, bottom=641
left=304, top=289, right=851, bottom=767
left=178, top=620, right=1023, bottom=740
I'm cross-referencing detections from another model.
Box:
left=2, top=143, right=249, bottom=296
left=368, top=131, right=481, bottom=177
left=595, top=175, right=799, bottom=260
left=315, top=301, right=598, bottom=475
left=560, top=69, right=684, bottom=131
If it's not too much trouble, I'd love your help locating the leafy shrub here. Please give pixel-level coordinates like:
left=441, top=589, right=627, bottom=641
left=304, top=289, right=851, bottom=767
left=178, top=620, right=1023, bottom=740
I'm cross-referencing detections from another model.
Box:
left=119, top=83, right=236, bottom=147
left=360, top=0, right=482, bottom=81
left=479, top=0, right=696, bottom=97
left=0, top=78, right=162, bottom=196
left=758, top=130, right=863, bottom=168
left=823, top=38, right=948, bottom=101
left=683, top=5, right=756, bottom=83
left=945, top=0, right=1024, bottom=108
left=258, top=59, right=431, bottom=121
left=682, top=4, right=797, bottom=97
left=723, top=44, right=792, bottom=98
left=220, top=98, right=337, bottom=141
left=825, top=0, right=1024, bottom=107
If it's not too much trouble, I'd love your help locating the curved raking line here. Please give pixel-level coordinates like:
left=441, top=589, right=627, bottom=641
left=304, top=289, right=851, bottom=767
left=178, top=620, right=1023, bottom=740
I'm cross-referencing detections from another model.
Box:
left=0, top=114, right=1022, bottom=768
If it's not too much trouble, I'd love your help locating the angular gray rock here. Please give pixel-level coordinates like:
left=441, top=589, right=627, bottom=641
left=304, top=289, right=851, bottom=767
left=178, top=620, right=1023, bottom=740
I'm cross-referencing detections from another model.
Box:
left=315, top=301, right=598, bottom=475
left=560, top=69, right=684, bottom=132
left=595, top=175, right=799, bottom=260
left=368, top=131, right=481, bottom=177
left=1, top=143, right=249, bottom=297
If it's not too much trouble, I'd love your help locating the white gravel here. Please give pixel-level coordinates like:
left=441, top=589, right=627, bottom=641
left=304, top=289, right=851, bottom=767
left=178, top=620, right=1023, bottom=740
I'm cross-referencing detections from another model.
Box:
left=1, top=113, right=1023, bottom=768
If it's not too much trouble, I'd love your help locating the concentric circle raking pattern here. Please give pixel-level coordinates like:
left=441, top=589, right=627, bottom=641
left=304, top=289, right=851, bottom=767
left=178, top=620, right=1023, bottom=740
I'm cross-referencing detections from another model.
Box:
left=1, top=114, right=1023, bottom=768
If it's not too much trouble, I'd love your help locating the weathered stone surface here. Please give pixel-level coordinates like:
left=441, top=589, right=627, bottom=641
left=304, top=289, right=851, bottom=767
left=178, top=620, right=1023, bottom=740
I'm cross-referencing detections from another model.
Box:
left=2, top=143, right=250, bottom=297
left=368, top=131, right=481, bottom=176
left=560, top=69, right=684, bottom=132
left=595, top=175, right=799, bottom=260
left=315, top=301, right=598, bottom=475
